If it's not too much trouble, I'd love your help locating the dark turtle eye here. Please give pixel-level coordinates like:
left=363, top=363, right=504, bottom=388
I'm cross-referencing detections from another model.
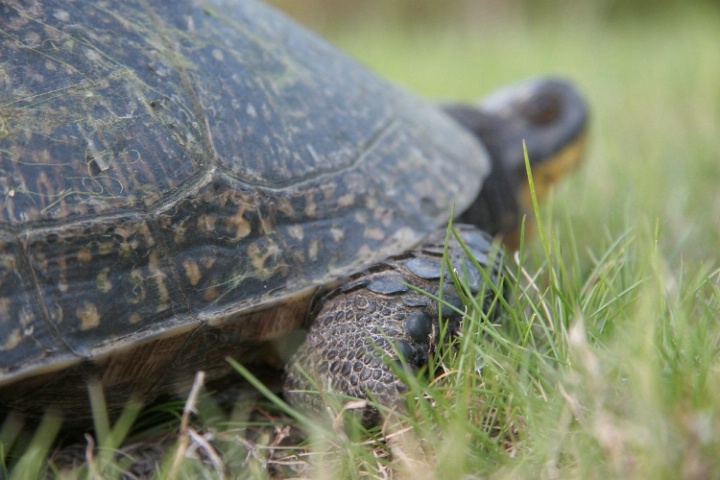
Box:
left=522, top=92, right=562, bottom=125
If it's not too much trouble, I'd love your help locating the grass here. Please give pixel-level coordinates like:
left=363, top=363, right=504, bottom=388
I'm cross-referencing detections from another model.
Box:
left=2, top=3, right=720, bottom=479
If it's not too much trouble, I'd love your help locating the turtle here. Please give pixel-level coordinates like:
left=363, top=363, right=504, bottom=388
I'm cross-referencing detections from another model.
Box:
left=0, top=0, right=588, bottom=425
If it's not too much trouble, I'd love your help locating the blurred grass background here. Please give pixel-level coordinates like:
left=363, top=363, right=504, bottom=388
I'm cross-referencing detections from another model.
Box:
left=252, top=7, right=720, bottom=475
left=258, top=6, right=720, bottom=476
left=5, top=1, right=719, bottom=477
left=264, top=4, right=720, bottom=478
left=268, top=0, right=720, bottom=270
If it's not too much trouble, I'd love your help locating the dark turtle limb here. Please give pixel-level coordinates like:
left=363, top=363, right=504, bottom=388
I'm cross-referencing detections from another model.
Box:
left=445, top=79, right=589, bottom=248
left=283, top=225, right=504, bottom=426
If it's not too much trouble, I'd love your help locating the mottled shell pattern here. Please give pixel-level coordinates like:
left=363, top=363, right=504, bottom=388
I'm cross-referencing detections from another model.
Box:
left=0, top=0, right=488, bottom=407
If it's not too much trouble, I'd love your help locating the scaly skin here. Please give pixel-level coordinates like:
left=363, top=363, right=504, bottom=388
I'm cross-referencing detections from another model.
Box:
left=284, top=225, right=503, bottom=425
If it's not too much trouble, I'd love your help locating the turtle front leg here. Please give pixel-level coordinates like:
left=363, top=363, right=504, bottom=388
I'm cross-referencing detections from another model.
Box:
left=283, top=225, right=504, bottom=427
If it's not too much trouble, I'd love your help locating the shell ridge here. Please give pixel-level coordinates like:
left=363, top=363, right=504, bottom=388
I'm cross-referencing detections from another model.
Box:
left=215, top=117, right=399, bottom=191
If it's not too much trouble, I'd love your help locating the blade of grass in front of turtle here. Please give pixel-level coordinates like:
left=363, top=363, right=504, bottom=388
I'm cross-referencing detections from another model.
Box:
left=0, top=411, right=24, bottom=472
left=87, top=381, right=142, bottom=477
left=523, top=140, right=553, bottom=270
left=8, top=410, right=62, bottom=480
left=226, top=357, right=319, bottom=430
left=448, top=223, right=508, bottom=318
left=521, top=139, right=566, bottom=342
left=87, top=381, right=111, bottom=450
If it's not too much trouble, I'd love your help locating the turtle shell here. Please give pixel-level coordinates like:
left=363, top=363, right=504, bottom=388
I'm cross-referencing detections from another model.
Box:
left=0, top=0, right=488, bottom=414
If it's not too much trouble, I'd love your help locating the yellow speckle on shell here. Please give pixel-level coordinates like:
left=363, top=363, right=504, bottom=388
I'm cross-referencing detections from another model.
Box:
left=227, top=210, right=251, bottom=240
left=97, top=270, right=112, bottom=293
left=204, top=286, right=220, bottom=302
left=78, top=247, right=92, bottom=263
left=276, top=197, right=295, bottom=216
left=337, top=193, right=355, bottom=207
left=129, top=268, right=145, bottom=304
left=212, top=48, right=224, bottom=61
left=354, top=211, right=368, bottom=225
left=84, top=48, right=101, bottom=62
left=183, top=260, right=202, bottom=286
left=363, top=227, right=385, bottom=241
left=148, top=252, right=170, bottom=311
left=288, top=225, right=304, bottom=241
left=304, top=196, right=317, bottom=217
left=173, top=222, right=187, bottom=244
left=53, top=9, right=70, bottom=22
left=98, top=242, right=114, bottom=255
left=197, top=214, right=218, bottom=233
left=128, top=313, right=142, bottom=324
left=2, top=329, right=22, bottom=351
left=0, top=297, right=9, bottom=317
left=247, top=240, right=282, bottom=272
left=77, top=302, right=100, bottom=330
left=330, top=226, right=345, bottom=242
left=320, top=182, right=336, bottom=200
left=308, top=238, right=320, bottom=262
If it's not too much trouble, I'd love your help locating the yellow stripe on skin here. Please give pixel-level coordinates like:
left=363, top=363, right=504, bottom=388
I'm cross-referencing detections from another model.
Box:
left=519, top=132, right=587, bottom=212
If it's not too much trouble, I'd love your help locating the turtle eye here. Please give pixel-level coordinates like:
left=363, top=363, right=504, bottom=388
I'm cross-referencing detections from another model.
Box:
left=522, top=92, right=562, bottom=125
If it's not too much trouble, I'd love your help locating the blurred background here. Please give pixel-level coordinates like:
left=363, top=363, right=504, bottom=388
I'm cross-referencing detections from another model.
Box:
left=268, top=0, right=719, bottom=32
left=268, top=0, right=719, bottom=267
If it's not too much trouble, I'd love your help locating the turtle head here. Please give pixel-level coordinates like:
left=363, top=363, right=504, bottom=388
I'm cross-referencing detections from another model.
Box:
left=445, top=78, right=589, bottom=247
